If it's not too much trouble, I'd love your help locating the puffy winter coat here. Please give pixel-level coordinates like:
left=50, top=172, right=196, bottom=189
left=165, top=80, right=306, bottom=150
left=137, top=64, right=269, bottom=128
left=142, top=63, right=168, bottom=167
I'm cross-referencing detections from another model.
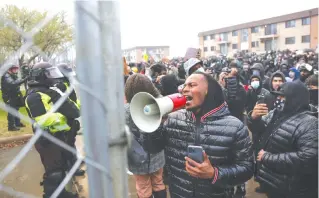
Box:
left=248, top=81, right=318, bottom=198
left=125, top=104, right=165, bottom=175
left=164, top=102, right=254, bottom=198
left=245, top=75, right=270, bottom=114
left=249, top=110, right=318, bottom=198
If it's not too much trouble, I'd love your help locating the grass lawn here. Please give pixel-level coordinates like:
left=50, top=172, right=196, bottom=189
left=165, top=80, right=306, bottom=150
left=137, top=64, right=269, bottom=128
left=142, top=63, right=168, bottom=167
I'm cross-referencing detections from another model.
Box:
left=0, top=90, right=33, bottom=138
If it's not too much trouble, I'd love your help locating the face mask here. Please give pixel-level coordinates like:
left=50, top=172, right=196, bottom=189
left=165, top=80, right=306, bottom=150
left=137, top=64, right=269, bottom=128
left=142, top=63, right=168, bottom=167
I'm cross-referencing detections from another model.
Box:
left=251, top=81, right=260, bottom=89
left=289, top=71, right=295, bottom=79
left=196, top=67, right=205, bottom=73
left=252, top=70, right=260, bottom=76
left=274, top=98, right=285, bottom=112
left=243, top=65, right=249, bottom=71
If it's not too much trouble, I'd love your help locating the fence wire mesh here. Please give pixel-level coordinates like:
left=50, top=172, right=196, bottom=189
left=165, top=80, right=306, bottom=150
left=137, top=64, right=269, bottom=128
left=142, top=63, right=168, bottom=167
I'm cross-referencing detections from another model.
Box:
left=0, top=1, right=127, bottom=198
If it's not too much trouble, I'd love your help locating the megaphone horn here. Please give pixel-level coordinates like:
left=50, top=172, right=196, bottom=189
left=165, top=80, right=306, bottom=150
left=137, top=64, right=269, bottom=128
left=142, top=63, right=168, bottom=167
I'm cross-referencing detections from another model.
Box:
left=130, top=92, right=186, bottom=133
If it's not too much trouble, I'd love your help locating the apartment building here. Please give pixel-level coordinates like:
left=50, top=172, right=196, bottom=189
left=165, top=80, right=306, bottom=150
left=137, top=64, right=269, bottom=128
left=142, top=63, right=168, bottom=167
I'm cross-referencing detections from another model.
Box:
left=122, top=46, right=170, bottom=63
left=198, top=8, right=318, bottom=57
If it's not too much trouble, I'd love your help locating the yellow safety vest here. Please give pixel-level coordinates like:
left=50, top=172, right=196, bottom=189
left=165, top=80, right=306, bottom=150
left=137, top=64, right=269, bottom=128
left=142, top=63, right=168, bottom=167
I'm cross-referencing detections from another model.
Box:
left=25, top=92, right=71, bottom=133
left=64, top=82, right=81, bottom=109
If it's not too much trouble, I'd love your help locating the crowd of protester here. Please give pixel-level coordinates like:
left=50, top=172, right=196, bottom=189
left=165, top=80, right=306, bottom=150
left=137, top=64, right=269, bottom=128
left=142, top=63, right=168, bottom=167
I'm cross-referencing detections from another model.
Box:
left=124, top=48, right=318, bottom=198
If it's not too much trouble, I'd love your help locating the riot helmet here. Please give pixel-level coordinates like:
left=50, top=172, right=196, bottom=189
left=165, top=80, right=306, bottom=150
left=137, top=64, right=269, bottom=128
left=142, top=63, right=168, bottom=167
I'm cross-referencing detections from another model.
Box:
left=56, top=63, right=76, bottom=78
left=28, top=62, right=64, bottom=87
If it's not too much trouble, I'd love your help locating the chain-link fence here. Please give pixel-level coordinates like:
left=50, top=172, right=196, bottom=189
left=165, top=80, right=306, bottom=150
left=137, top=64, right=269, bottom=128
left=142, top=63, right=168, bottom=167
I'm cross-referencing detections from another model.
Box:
left=0, top=1, right=128, bottom=197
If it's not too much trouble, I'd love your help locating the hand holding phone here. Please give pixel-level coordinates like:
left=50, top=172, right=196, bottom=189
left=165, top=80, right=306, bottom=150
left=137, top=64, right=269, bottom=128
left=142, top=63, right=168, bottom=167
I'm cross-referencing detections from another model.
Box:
left=185, top=146, right=216, bottom=179
left=187, top=145, right=204, bottom=164
left=257, top=95, right=266, bottom=105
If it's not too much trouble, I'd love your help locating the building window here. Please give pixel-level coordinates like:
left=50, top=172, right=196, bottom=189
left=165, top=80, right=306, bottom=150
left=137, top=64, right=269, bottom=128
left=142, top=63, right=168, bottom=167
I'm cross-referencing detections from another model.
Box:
left=302, top=17, right=310, bottom=25
left=302, top=35, right=310, bottom=43
left=241, top=29, right=248, bottom=42
left=210, top=34, right=215, bottom=40
left=285, top=37, right=295, bottom=44
left=251, top=41, right=259, bottom=48
left=204, top=47, right=208, bottom=52
left=251, top=27, right=259, bottom=33
left=285, top=20, right=295, bottom=28
left=265, top=24, right=277, bottom=35
left=217, top=33, right=228, bottom=41
left=211, top=46, right=216, bottom=51
left=232, top=31, right=238, bottom=36
left=204, top=36, right=210, bottom=40
left=232, top=44, right=238, bottom=49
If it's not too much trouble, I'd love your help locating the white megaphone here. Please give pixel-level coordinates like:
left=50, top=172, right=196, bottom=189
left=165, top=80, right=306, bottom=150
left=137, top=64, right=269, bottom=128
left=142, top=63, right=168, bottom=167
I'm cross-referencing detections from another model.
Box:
left=130, top=92, right=186, bottom=133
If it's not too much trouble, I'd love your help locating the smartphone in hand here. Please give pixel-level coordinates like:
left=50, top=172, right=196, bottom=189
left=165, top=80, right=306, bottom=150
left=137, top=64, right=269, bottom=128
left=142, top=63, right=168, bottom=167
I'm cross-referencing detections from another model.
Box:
left=187, top=145, right=204, bottom=165
left=257, top=95, right=266, bottom=105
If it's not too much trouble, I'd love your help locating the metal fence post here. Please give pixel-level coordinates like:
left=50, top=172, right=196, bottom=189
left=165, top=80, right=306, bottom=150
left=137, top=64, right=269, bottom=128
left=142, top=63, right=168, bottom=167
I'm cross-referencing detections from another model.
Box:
left=75, top=1, right=115, bottom=197
left=98, top=1, right=128, bottom=198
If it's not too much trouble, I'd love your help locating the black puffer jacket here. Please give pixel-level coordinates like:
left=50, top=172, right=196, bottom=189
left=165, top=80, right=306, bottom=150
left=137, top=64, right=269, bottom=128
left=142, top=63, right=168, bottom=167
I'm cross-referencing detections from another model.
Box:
left=248, top=82, right=318, bottom=198
left=245, top=75, right=270, bottom=114
left=223, top=76, right=247, bottom=122
left=164, top=103, right=254, bottom=198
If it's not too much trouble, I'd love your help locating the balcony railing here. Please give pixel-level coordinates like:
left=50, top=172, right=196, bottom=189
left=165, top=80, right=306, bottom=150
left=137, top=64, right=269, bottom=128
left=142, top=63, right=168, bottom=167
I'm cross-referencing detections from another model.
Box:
left=265, top=29, right=277, bottom=35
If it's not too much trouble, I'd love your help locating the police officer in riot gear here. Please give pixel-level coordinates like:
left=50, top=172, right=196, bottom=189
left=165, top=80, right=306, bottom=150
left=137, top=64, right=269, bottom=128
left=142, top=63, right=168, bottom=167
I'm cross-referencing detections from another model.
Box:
left=25, top=62, right=80, bottom=198
left=55, top=63, right=84, bottom=176
left=55, top=64, right=80, bottom=107
left=21, top=63, right=30, bottom=90
left=1, top=64, right=28, bottom=131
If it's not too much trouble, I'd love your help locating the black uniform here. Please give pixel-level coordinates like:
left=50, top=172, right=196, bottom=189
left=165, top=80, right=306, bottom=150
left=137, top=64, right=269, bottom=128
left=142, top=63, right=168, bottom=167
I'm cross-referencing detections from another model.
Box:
left=54, top=80, right=84, bottom=177
left=21, top=64, right=30, bottom=90
left=25, top=85, right=80, bottom=198
left=1, top=72, right=27, bottom=130
left=25, top=62, right=80, bottom=198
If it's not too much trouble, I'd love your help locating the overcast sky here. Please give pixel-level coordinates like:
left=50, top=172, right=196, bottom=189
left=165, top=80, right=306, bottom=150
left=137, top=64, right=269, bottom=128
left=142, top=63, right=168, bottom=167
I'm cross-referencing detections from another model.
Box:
left=1, top=0, right=318, bottom=56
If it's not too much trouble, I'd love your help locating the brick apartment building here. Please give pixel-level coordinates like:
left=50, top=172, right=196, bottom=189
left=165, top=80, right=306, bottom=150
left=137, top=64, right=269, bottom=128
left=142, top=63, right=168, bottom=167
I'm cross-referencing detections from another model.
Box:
left=122, top=46, right=170, bottom=63
left=198, top=8, right=318, bottom=57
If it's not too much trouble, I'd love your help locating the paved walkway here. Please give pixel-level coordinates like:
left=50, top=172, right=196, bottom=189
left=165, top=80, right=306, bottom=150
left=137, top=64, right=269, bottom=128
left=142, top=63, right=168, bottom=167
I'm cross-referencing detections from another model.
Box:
left=0, top=136, right=266, bottom=198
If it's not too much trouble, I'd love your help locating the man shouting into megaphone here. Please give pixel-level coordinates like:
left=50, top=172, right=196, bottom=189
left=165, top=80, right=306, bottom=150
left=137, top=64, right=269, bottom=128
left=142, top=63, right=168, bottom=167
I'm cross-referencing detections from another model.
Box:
left=132, top=71, right=254, bottom=198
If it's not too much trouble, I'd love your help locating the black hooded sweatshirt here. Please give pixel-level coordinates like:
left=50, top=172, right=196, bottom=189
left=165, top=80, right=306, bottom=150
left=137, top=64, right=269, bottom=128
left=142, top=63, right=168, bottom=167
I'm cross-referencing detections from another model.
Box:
left=250, top=62, right=269, bottom=90
left=264, top=71, right=286, bottom=111
left=248, top=81, right=318, bottom=197
left=245, top=75, right=270, bottom=114
left=192, top=72, right=226, bottom=120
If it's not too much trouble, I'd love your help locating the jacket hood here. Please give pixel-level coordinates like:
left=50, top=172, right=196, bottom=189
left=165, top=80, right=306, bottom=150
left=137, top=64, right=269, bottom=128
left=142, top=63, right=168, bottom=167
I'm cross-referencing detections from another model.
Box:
left=272, top=81, right=310, bottom=114
left=280, top=60, right=289, bottom=67
left=279, top=62, right=290, bottom=77
left=192, top=72, right=228, bottom=120
left=269, top=71, right=286, bottom=91
left=289, top=67, right=300, bottom=81
left=250, top=74, right=263, bottom=92
left=251, top=63, right=265, bottom=79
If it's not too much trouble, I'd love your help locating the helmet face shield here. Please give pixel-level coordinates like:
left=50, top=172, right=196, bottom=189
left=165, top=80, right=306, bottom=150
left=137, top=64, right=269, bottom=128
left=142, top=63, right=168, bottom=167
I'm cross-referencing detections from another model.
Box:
left=57, top=64, right=76, bottom=77
left=45, top=67, right=64, bottom=79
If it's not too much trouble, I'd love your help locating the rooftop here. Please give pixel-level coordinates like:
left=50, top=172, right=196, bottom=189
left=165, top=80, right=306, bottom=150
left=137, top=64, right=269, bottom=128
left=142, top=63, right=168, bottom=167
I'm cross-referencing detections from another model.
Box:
left=198, top=8, right=318, bottom=36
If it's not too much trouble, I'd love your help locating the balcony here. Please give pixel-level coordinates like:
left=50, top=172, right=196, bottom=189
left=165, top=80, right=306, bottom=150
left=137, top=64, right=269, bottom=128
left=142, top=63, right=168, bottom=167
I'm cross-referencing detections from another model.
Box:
left=258, top=31, right=279, bottom=40
left=258, top=25, right=279, bottom=40
left=216, top=39, right=230, bottom=44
